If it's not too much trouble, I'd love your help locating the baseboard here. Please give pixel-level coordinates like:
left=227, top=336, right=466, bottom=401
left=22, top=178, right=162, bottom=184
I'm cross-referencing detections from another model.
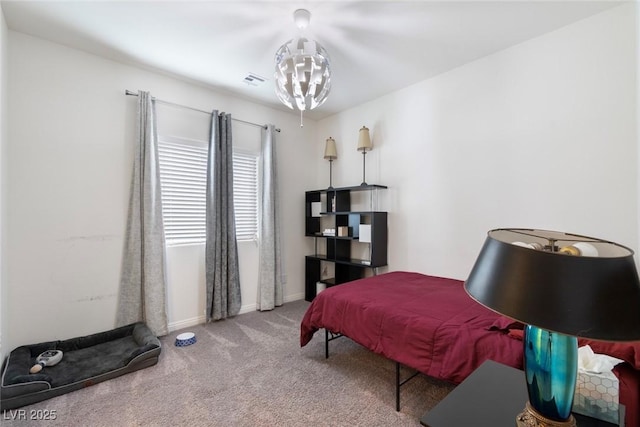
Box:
left=238, top=304, right=257, bottom=315
left=168, top=293, right=306, bottom=332
left=168, top=315, right=205, bottom=332
left=238, top=293, right=305, bottom=314
left=284, top=292, right=305, bottom=303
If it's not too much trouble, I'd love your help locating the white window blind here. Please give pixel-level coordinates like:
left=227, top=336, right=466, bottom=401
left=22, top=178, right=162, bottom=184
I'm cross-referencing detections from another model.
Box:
left=158, top=137, right=258, bottom=246
left=233, top=152, right=259, bottom=241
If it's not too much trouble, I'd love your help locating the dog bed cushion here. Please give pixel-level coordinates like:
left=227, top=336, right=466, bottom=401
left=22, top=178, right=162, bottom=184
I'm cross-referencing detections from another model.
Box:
left=1, top=322, right=161, bottom=410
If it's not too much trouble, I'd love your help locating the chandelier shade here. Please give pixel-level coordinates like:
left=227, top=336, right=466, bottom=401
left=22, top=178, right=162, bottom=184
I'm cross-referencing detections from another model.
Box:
left=274, top=36, right=331, bottom=112
left=274, top=9, right=331, bottom=120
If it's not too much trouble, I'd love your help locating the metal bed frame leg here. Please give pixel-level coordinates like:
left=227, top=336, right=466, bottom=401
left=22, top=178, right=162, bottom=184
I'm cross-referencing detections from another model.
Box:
left=325, top=329, right=329, bottom=359
left=395, top=361, right=420, bottom=412
left=323, top=330, right=418, bottom=412
left=396, top=362, right=401, bottom=411
left=324, top=329, right=344, bottom=359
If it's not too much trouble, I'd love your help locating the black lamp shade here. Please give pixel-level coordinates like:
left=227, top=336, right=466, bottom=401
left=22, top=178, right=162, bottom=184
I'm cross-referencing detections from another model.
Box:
left=464, top=229, right=640, bottom=341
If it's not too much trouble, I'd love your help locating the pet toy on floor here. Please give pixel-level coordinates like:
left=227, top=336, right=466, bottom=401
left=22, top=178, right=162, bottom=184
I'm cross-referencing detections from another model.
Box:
left=29, top=350, right=63, bottom=373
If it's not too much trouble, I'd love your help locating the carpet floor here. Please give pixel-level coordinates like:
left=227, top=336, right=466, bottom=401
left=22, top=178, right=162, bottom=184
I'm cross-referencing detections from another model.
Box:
left=2, top=300, right=455, bottom=426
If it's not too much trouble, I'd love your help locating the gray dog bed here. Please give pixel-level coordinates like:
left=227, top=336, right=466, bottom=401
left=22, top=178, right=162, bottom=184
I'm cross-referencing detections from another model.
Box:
left=1, top=322, right=161, bottom=410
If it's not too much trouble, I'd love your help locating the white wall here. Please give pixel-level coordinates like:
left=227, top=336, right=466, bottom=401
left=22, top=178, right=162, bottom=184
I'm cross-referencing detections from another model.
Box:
left=6, top=31, right=316, bottom=349
left=0, top=3, right=8, bottom=360
left=317, top=4, right=638, bottom=280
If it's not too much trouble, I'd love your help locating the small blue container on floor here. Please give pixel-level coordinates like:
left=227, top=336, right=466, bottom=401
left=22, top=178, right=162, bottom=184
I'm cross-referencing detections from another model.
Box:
left=175, top=332, right=196, bottom=347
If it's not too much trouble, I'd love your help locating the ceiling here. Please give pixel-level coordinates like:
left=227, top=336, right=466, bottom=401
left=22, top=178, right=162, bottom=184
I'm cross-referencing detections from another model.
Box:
left=1, top=0, right=623, bottom=120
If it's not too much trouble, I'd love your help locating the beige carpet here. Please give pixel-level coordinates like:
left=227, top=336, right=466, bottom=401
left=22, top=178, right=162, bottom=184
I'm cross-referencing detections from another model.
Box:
left=2, top=300, right=455, bottom=426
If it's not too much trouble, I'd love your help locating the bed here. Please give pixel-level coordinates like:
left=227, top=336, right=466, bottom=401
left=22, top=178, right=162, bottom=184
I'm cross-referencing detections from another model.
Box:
left=1, top=322, right=161, bottom=411
left=300, top=271, right=640, bottom=426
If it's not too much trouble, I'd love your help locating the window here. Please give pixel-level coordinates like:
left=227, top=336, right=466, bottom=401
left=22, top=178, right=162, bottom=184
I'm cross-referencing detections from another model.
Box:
left=158, top=136, right=259, bottom=246
left=232, top=151, right=259, bottom=241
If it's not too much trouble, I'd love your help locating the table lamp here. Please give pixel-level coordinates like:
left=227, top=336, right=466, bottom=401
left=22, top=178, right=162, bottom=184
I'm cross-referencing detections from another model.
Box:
left=357, top=126, right=372, bottom=186
left=324, top=137, right=337, bottom=189
left=464, top=228, right=640, bottom=427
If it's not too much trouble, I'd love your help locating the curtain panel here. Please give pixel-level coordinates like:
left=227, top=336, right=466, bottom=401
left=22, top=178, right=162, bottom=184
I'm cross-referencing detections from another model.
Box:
left=205, top=111, right=242, bottom=321
left=257, top=124, right=285, bottom=311
left=117, top=91, right=169, bottom=336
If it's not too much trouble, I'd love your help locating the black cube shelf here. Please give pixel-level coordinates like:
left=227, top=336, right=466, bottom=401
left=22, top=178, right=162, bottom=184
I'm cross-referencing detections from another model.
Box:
left=304, top=184, right=388, bottom=301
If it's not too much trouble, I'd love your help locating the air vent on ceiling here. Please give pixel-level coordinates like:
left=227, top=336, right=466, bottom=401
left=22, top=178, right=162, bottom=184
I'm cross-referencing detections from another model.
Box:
left=243, top=73, right=267, bottom=87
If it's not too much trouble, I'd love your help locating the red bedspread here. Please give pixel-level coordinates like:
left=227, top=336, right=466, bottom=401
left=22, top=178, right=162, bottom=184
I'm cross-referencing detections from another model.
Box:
left=300, top=271, right=640, bottom=426
left=300, top=271, right=523, bottom=384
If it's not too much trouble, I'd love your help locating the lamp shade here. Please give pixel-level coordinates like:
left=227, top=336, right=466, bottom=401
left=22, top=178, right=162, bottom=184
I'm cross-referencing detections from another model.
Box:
left=357, top=126, right=372, bottom=152
left=464, top=228, right=640, bottom=341
left=324, top=137, right=337, bottom=160
left=274, top=36, right=331, bottom=112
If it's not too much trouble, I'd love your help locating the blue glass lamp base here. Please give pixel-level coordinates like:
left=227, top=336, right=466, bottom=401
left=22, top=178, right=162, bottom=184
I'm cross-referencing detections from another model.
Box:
left=516, top=402, right=576, bottom=427
left=518, top=325, right=579, bottom=427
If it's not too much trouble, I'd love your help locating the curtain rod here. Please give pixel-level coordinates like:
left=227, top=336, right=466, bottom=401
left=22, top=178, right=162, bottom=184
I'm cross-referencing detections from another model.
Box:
left=124, top=90, right=281, bottom=133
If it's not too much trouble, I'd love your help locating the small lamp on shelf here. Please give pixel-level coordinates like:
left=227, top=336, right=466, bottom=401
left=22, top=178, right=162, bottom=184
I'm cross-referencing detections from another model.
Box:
left=357, top=126, right=372, bottom=186
left=464, top=228, right=640, bottom=427
left=324, top=137, right=337, bottom=189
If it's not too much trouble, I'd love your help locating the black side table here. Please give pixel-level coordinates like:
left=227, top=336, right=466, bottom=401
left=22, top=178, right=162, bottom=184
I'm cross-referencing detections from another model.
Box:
left=420, top=359, right=624, bottom=427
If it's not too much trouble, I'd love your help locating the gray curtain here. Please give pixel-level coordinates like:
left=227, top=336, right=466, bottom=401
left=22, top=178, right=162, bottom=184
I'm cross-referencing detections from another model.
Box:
left=257, top=124, right=285, bottom=311
left=117, top=91, right=169, bottom=336
left=205, top=111, right=241, bottom=321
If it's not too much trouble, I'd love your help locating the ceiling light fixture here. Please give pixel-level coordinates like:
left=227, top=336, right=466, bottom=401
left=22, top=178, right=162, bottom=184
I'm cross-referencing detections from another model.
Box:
left=274, top=9, right=331, bottom=127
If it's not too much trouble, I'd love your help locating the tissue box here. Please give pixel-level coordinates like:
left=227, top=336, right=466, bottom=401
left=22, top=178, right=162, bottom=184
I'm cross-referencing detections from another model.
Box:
left=573, top=370, right=619, bottom=424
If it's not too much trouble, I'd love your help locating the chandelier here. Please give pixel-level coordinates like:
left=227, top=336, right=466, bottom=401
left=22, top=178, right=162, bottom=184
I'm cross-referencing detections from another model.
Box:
left=274, top=9, right=331, bottom=126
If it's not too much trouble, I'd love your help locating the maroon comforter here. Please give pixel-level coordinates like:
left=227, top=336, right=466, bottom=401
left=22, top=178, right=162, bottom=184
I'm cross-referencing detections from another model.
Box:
left=300, top=271, right=523, bottom=384
left=300, top=271, right=640, bottom=426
